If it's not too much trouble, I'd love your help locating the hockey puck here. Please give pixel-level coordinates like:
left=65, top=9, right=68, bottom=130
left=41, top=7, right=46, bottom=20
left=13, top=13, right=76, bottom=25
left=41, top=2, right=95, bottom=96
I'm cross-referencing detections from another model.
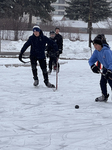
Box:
left=75, top=105, right=79, bottom=109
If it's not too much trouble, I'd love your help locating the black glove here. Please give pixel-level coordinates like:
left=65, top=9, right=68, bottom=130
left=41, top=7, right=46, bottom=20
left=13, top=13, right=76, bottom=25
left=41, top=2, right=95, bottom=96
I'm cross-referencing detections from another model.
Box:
left=19, top=52, right=23, bottom=62
left=91, top=64, right=100, bottom=73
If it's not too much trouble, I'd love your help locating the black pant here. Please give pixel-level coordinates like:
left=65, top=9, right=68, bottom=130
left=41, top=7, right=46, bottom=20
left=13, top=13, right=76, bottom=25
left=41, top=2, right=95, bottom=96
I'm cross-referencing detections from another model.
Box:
left=100, top=68, right=112, bottom=96
left=30, top=57, right=48, bottom=83
left=49, top=57, right=59, bottom=71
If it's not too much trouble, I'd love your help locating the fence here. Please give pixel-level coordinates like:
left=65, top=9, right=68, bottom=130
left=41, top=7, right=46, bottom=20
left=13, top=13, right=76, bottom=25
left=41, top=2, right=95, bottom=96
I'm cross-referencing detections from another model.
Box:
left=0, top=27, right=112, bottom=52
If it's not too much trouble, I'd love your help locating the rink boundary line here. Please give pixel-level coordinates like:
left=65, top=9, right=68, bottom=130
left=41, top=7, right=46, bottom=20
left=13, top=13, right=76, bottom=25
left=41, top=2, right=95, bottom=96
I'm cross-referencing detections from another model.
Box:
left=0, top=61, right=68, bottom=67
left=0, top=55, right=89, bottom=60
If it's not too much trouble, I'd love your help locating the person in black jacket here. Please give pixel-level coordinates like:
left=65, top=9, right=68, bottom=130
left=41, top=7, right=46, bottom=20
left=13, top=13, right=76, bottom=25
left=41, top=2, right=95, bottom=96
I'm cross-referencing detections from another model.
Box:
left=51, top=27, right=63, bottom=71
left=46, top=31, right=59, bottom=74
left=19, top=26, right=58, bottom=88
left=55, top=27, right=63, bottom=55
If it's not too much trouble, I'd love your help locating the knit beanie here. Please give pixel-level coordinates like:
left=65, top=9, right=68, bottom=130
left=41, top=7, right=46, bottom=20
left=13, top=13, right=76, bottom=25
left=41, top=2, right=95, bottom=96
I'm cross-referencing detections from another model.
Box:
left=33, top=26, right=40, bottom=32
left=93, top=38, right=103, bottom=47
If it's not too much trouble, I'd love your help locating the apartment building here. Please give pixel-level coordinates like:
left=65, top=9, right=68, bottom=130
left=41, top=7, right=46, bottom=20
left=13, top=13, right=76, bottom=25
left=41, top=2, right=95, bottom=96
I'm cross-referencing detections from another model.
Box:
left=51, top=0, right=70, bottom=17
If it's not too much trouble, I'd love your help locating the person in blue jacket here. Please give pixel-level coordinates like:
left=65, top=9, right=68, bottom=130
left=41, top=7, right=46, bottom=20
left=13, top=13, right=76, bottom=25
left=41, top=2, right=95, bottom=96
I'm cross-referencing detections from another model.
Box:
left=19, top=26, right=58, bottom=88
left=89, top=37, right=112, bottom=102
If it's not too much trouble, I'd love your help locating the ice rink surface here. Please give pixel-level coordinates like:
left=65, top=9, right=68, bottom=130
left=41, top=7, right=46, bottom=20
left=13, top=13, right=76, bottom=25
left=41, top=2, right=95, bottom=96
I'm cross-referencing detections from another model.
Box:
left=0, top=58, right=112, bottom=150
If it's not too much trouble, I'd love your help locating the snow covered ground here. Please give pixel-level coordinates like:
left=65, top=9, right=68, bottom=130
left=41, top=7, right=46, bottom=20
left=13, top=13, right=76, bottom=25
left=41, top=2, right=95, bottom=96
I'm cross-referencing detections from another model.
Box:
left=0, top=57, right=112, bottom=150
left=52, top=19, right=110, bottom=28
left=1, top=33, right=112, bottom=60
left=1, top=34, right=112, bottom=149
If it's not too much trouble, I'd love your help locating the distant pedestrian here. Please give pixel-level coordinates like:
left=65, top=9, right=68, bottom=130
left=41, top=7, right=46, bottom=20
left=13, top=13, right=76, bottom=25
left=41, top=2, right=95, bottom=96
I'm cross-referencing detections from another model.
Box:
left=19, top=26, right=58, bottom=88
left=46, top=30, right=59, bottom=74
left=53, top=27, right=63, bottom=71
left=55, top=27, right=63, bottom=55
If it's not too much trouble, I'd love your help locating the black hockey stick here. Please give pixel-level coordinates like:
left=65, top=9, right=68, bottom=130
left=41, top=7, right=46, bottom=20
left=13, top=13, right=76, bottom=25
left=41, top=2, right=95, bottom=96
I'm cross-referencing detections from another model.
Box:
left=20, top=56, right=30, bottom=63
left=100, top=71, right=112, bottom=80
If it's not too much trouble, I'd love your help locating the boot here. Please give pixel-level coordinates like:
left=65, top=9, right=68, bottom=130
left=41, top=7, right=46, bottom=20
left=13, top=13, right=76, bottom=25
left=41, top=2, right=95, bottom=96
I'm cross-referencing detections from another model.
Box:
left=33, top=79, right=39, bottom=86
left=44, top=80, right=55, bottom=88
left=95, top=94, right=109, bottom=102
left=33, top=77, right=39, bottom=86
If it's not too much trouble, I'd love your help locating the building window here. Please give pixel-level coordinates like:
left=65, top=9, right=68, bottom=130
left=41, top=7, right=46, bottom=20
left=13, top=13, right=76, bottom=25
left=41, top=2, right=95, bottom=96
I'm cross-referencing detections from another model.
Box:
left=55, top=0, right=65, bottom=4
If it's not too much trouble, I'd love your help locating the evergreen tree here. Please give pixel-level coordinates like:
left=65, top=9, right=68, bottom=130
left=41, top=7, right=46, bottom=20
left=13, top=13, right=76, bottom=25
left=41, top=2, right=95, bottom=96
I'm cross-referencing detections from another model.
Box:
left=65, top=0, right=112, bottom=22
left=0, top=0, right=13, bottom=18
left=24, top=0, right=57, bottom=28
left=0, top=0, right=57, bottom=39
left=65, top=0, right=112, bottom=47
left=0, top=0, right=25, bottom=19
left=0, top=0, right=56, bottom=24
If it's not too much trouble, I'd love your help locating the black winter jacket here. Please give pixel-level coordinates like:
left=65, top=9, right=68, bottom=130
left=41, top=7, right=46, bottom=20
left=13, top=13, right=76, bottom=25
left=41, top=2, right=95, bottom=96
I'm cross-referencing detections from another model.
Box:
left=20, top=30, right=58, bottom=59
left=55, top=33, right=63, bottom=54
left=46, top=37, right=59, bottom=58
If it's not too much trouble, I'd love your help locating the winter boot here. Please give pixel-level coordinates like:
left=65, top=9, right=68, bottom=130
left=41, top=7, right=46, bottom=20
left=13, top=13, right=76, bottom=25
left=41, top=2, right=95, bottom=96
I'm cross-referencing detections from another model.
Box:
left=33, top=79, right=39, bottom=86
left=95, top=94, right=109, bottom=102
left=33, top=77, right=39, bottom=86
left=44, top=80, right=55, bottom=88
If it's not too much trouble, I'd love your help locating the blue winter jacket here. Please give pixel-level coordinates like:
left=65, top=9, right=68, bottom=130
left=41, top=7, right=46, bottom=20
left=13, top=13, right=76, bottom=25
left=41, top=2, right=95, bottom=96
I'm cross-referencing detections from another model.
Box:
left=20, top=30, right=58, bottom=59
left=89, top=44, right=112, bottom=71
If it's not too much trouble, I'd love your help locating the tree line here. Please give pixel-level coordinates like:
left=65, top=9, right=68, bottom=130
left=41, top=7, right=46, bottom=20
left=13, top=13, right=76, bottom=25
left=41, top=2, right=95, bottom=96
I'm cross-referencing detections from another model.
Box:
left=0, top=0, right=56, bottom=28
left=0, top=0, right=112, bottom=42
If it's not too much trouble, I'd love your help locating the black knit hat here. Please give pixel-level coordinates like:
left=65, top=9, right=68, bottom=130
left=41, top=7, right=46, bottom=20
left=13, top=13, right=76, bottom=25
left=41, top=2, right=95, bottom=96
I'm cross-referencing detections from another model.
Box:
left=50, top=30, right=55, bottom=34
left=95, top=34, right=108, bottom=45
left=93, top=38, right=103, bottom=47
left=96, top=34, right=105, bottom=40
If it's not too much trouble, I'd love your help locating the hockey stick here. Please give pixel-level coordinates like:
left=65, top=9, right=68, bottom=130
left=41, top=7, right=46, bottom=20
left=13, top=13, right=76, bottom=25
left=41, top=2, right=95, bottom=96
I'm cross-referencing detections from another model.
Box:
left=56, top=58, right=59, bottom=90
left=100, top=71, right=112, bottom=80
left=22, top=56, right=30, bottom=59
left=20, top=56, right=30, bottom=63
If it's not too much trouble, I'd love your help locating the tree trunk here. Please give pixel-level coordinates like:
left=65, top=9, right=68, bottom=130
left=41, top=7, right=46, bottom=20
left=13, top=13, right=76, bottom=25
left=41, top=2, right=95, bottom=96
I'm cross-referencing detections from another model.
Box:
left=88, top=0, right=92, bottom=55
left=14, top=30, right=18, bottom=41
left=0, top=30, right=1, bottom=53
left=28, top=13, right=32, bottom=29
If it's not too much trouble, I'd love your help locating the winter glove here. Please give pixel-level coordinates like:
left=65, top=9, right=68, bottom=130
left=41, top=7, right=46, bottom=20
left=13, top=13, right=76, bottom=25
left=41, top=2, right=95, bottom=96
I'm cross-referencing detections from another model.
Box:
left=91, top=64, right=100, bottom=74
left=19, top=52, right=23, bottom=62
left=105, top=70, right=112, bottom=79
